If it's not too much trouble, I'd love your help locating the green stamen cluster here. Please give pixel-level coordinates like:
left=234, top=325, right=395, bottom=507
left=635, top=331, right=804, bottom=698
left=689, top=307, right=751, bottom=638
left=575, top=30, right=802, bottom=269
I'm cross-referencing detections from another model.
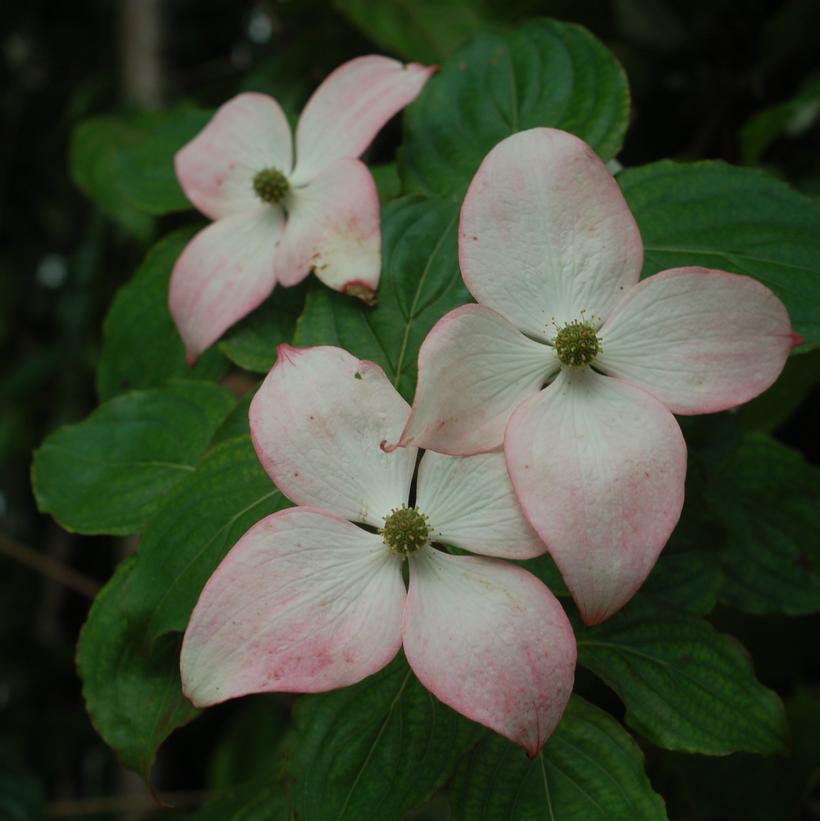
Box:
left=380, top=505, right=431, bottom=557
left=252, top=167, right=290, bottom=204
left=554, top=320, right=600, bottom=367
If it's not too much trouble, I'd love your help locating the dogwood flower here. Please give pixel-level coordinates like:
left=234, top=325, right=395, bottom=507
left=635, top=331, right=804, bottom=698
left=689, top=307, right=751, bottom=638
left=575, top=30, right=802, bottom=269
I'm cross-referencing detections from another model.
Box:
left=386, top=128, right=798, bottom=625
left=170, top=56, right=433, bottom=363
left=181, top=345, right=576, bottom=755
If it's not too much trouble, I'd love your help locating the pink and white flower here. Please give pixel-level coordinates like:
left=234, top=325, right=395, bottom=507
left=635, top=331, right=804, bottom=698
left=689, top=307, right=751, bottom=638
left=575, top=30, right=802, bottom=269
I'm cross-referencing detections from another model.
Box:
left=170, top=56, right=433, bottom=363
left=386, top=128, right=799, bottom=625
left=181, top=345, right=576, bottom=755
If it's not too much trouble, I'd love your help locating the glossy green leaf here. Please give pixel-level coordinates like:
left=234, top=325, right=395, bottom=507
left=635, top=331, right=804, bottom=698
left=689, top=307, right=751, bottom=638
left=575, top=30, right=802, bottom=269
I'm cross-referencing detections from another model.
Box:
left=116, top=106, right=212, bottom=214
left=706, top=433, right=820, bottom=615
left=371, top=162, right=403, bottom=202
left=70, top=107, right=211, bottom=221
left=655, top=687, right=820, bottom=821
left=401, top=19, right=630, bottom=198
left=218, top=282, right=308, bottom=373
left=450, top=697, right=667, bottom=821
left=294, top=196, right=468, bottom=400
left=69, top=117, right=154, bottom=239
left=125, top=436, right=289, bottom=644
left=281, top=654, right=483, bottom=820
left=620, top=160, right=820, bottom=348
left=208, top=698, right=289, bottom=791
left=97, top=228, right=228, bottom=400
left=639, top=505, right=724, bottom=616
left=578, top=600, right=788, bottom=755
left=32, top=381, right=235, bottom=535
left=640, top=546, right=723, bottom=616
left=211, top=392, right=254, bottom=445
left=333, top=0, right=484, bottom=63
left=77, top=555, right=198, bottom=780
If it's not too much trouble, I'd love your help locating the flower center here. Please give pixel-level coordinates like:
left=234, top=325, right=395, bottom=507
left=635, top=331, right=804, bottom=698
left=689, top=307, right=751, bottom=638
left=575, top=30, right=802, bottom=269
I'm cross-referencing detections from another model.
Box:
left=252, top=167, right=290, bottom=205
left=554, top=320, right=600, bottom=367
left=380, top=505, right=431, bottom=557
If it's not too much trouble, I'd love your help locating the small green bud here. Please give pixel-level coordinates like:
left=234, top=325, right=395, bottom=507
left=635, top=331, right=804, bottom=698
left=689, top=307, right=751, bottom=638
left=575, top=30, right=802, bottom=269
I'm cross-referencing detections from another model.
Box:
left=252, top=167, right=290, bottom=204
left=554, top=320, right=600, bottom=368
left=380, top=505, right=431, bottom=557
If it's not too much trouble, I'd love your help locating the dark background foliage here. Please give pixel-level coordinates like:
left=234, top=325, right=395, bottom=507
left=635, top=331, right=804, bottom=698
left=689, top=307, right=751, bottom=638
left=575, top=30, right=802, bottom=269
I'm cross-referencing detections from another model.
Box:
left=1, top=0, right=818, bottom=817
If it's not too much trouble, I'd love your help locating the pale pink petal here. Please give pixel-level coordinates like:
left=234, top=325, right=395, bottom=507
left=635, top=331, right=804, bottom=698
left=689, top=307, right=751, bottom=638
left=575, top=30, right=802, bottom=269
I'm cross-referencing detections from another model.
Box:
left=416, top=451, right=544, bottom=560
left=386, top=305, right=557, bottom=455
left=293, top=56, right=434, bottom=180
left=181, top=508, right=404, bottom=706
left=459, top=128, right=644, bottom=339
left=597, top=267, right=797, bottom=414
left=175, top=93, right=293, bottom=220
left=249, top=345, right=416, bottom=526
left=169, top=208, right=284, bottom=363
left=505, top=368, right=687, bottom=625
left=275, top=159, right=380, bottom=296
left=403, top=548, right=576, bottom=755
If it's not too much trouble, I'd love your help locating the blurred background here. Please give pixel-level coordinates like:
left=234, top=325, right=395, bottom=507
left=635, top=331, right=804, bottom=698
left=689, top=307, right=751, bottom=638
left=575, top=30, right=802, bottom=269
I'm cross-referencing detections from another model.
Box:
left=1, top=0, right=818, bottom=817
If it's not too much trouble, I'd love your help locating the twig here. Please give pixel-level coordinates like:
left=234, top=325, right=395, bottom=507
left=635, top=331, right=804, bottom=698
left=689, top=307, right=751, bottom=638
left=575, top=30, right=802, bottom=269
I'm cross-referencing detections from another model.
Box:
left=47, top=789, right=210, bottom=817
left=0, top=531, right=100, bottom=598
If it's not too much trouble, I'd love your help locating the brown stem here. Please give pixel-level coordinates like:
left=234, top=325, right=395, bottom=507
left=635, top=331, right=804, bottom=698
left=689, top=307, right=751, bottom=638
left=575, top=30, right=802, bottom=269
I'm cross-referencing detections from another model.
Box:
left=0, top=531, right=100, bottom=598
left=46, top=789, right=210, bottom=817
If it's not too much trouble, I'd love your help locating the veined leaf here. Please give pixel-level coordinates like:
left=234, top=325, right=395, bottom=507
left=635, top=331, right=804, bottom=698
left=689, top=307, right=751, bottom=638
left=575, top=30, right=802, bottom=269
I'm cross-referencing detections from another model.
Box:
left=280, top=654, right=483, bottom=820
left=32, top=381, right=235, bottom=535
left=294, top=196, right=468, bottom=401
left=620, top=160, right=820, bottom=348
left=707, top=433, right=820, bottom=615
left=578, top=600, right=788, bottom=755
left=97, top=228, right=227, bottom=400
left=125, top=436, right=289, bottom=644
left=450, top=696, right=667, bottom=821
left=77, top=555, right=198, bottom=780
left=401, top=19, right=630, bottom=198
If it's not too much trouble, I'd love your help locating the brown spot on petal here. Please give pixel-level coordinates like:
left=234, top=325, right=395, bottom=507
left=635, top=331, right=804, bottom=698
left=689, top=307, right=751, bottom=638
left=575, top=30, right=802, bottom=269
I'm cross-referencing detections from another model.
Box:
left=345, top=282, right=378, bottom=306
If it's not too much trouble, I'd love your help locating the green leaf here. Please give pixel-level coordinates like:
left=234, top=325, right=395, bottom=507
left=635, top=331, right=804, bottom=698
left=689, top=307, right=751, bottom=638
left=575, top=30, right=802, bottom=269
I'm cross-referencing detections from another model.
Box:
left=208, top=698, right=289, bottom=791
left=77, top=555, right=198, bottom=780
left=706, top=433, right=820, bottom=615
left=401, top=19, right=630, bottom=198
left=281, top=654, right=483, bottom=820
left=655, top=687, right=820, bottom=821
left=294, top=196, right=468, bottom=400
left=191, top=788, right=289, bottom=820
left=69, top=116, right=154, bottom=240
left=371, top=162, right=403, bottom=202
left=211, top=392, right=254, bottom=445
left=116, top=106, right=212, bottom=214
left=125, top=436, right=289, bottom=644
left=70, top=107, right=211, bottom=222
left=333, top=0, right=484, bottom=63
left=619, top=160, right=820, bottom=348
left=450, top=696, right=667, bottom=821
left=218, top=282, right=308, bottom=373
left=32, top=381, right=235, bottom=535
left=577, top=600, right=788, bottom=755
left=639, top=505, right=724, bottom=616
left=97, top=228, right=228, bottom=400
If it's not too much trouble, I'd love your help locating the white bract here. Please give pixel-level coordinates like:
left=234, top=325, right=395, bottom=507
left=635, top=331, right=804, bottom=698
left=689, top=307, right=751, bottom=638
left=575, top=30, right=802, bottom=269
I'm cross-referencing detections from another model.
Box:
left=387, top=128, right=798, bottom=624
left=170, top=56, right=433, bottom=362
left=181, top=345, right=577, bottom=755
